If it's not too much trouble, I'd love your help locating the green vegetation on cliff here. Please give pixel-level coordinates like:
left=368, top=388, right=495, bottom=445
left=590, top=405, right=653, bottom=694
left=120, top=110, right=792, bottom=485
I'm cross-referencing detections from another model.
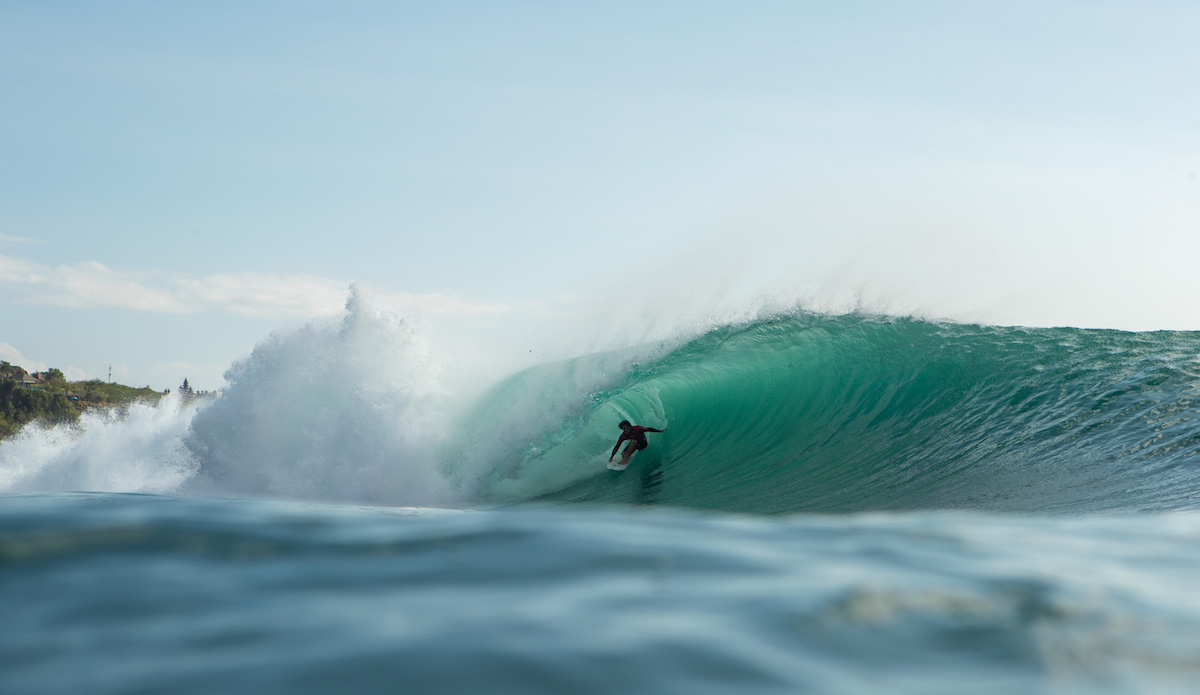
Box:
left=0, top=362, right=165, bottom=440
left=69, top=380, right=164, bottom=406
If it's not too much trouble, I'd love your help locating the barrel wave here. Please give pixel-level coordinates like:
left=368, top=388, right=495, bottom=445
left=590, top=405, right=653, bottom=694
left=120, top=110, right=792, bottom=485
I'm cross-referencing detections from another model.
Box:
left=461, top=314, right=1200, bottom=515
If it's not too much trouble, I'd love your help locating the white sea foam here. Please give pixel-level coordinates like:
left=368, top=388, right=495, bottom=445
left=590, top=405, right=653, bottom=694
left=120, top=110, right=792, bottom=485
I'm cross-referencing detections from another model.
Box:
left=1, top=287, right=474, bottom=505
left=178, top=286, right=468, bottom=505
left=0, top=393, right=199, bottom=494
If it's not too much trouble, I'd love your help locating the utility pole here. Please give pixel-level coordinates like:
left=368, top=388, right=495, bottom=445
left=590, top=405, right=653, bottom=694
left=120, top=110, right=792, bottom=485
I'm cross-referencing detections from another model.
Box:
left=108, top=365, right=112, bottom=383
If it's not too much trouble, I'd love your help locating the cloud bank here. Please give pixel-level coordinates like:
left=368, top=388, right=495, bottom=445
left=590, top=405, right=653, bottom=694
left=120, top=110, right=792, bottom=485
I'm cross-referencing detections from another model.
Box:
left=0, top=234, right=41, bottom=246
left=0, top=254, right=509, bottom=319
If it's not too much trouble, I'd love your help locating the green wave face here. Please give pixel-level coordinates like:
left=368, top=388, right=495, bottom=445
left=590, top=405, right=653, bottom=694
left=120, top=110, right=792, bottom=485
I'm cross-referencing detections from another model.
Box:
left=452, top=314, right=1200, bottom=515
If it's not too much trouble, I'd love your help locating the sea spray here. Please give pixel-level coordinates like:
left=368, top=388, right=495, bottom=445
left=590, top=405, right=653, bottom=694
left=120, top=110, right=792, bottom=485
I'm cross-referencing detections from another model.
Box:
left=0, top=287, right=471, bottom=505
left=0, top=393, right=199, bottom=494
left=182, top=286, right=462, bottom=505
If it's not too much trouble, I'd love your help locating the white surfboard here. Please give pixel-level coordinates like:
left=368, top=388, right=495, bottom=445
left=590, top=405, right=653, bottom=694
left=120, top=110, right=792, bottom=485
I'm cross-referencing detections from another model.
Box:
left=607, top=460, right=630, bottom=471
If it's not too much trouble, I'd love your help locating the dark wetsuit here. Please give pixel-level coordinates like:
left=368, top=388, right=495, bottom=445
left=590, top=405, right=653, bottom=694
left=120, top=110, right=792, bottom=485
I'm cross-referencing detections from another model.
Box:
left=611, top=425, right=663, bottom=458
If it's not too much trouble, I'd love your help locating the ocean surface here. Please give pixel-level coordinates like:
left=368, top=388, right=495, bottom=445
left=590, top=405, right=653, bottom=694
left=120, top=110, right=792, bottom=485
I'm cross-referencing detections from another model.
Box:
left=5, top=302, right=1200, bottom=694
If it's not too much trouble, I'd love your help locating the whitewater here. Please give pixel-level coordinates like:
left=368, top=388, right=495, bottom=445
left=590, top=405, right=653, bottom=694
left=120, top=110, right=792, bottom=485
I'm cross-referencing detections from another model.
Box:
left=5, top=287, right=1200, bottom=694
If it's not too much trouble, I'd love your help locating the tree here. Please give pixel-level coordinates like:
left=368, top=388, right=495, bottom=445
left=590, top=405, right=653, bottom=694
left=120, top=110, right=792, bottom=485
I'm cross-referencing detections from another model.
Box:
left=0, top=379, right=78, bottom=437
left=46, top=368, right=66, bottom=388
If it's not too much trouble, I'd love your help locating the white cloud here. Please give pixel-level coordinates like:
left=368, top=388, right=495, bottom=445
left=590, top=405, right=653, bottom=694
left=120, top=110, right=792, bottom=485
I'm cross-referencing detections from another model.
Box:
left=0, top=254, right=44, bottom=284
left=0, top=343, right=47, bottom=373
left=0, top=254, right=511, bottom=319
left=0, top=233, right=41, bottom=245
left=61, top=366, right=92, bottom=381
left=172, top=272, right=348, bottom=317
left=0, top=254, right=343, bottom=317
left=0, top=343, right=91, bottom=380
left=52, top=261, right=192, bottom=313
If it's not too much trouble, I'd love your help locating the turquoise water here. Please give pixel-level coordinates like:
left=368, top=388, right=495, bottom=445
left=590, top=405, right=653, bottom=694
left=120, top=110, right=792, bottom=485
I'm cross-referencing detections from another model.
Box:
left=5, top=309, right=1200, bottom=693
left=461, top=314, right=1200, bottom=515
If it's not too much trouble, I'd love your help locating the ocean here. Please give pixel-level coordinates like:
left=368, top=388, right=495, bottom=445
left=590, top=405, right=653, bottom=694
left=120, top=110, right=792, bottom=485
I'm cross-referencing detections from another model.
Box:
left=4, top=297, right=1200, bottom=694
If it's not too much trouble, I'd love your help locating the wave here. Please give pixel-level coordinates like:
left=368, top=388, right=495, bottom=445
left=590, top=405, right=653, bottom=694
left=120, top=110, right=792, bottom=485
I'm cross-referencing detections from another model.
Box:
left=6, top=291, right=1200, bottom=515
left=457, top=314, right=1200, bottom=515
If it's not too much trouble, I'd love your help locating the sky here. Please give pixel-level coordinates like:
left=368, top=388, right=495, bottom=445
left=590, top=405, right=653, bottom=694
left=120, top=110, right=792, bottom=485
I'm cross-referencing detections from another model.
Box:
left=2, top=1, right=1200, bottom=391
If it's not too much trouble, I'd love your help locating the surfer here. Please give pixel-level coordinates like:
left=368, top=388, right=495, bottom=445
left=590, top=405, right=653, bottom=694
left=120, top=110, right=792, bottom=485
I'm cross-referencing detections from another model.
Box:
left=609, top=420, right=664, bottom=469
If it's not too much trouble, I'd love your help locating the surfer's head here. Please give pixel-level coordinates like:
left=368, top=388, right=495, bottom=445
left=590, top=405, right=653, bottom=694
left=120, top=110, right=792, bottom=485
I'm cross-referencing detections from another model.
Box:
left=618, top=420, right=631, bottom=430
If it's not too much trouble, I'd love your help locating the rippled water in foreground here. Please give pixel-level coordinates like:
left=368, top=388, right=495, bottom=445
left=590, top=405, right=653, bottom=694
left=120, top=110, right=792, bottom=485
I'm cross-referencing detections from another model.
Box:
left=4, top=493, right=1200, bottom=694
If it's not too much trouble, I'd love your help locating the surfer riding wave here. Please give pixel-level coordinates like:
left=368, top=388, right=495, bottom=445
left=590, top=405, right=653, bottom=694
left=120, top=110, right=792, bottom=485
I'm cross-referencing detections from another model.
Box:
left=609, top=420, right=664, bottom=470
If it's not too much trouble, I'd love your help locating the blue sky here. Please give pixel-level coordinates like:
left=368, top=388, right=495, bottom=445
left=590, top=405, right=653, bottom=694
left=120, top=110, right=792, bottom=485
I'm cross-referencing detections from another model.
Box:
left=3, top=2, right=1200, bottom=390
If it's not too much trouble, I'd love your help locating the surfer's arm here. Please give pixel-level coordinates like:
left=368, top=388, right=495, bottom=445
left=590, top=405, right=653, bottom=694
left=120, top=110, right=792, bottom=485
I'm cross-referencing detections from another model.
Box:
left=645, top=427, right=664, bottom=433
left=604, top=432, right=633, bottom=458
